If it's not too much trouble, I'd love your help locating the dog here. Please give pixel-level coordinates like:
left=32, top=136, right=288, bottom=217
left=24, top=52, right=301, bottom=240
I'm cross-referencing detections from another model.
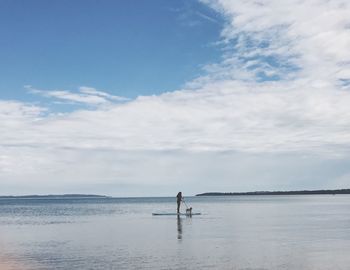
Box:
left=186, top=207, right=192, bottom=216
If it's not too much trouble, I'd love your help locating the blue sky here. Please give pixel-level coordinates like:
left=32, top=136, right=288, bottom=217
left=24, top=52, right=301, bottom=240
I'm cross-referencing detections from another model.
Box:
left=1, top=0, right=350, bottom=196
left=0, top=0, right=223, bottom=102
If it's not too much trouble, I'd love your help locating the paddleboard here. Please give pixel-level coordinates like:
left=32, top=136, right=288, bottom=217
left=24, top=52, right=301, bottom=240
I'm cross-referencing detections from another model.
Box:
left=152, top=212, right=201, bottom=216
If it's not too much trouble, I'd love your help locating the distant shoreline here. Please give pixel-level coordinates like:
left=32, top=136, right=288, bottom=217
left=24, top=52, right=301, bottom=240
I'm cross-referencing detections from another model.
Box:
left=196, top=189, right=350, bottom=196
left=0, top=194, right=109, bottom=199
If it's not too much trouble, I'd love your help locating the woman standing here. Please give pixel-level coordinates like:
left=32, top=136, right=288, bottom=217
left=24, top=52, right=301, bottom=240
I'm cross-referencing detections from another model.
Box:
left=176, top=192, right=183, bottom=214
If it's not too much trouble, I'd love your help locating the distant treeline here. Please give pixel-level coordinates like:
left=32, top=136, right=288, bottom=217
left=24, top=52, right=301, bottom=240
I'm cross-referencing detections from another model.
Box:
left=196, top=189, right=350, bottom=196
left=0, top=194, right=109, bottom=199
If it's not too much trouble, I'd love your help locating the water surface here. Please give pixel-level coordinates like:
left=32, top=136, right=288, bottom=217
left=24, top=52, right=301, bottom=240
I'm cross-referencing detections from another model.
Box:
left=1, top=195, right=350, bottom=269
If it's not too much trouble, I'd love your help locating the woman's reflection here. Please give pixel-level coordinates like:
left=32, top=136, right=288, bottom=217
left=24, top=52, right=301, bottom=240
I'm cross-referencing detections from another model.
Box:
left=177, top=215, right=182, bottom=240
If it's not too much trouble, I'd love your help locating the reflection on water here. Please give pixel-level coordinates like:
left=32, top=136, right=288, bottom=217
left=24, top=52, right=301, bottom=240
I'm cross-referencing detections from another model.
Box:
left=1, top=195, right=350, bottom=269
left=177, top=215, right=182, bottom=240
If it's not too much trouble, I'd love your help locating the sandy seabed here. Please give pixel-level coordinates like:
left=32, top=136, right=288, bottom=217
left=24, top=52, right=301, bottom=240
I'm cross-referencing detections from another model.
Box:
left=0, top=255, right=29, bottom=270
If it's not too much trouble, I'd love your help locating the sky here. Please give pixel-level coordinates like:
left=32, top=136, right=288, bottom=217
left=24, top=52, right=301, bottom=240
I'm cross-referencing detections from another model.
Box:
left=1, top=0, right=350, bottom=196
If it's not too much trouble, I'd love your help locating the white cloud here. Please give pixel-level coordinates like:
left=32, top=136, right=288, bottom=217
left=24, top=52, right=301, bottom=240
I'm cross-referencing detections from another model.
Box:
left=14, top=81, right=350, bottom=155
left=25, top=85, right=128, bottom=106
left=201, top=0, right=350, bottom=84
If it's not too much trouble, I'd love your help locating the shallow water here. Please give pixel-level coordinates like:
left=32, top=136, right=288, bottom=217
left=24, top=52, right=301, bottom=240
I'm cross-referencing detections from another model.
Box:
left=0, top=195, right=350, bottom=270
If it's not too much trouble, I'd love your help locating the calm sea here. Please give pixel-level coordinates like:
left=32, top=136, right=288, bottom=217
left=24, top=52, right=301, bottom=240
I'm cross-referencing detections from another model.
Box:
left=0, top=195, right=350, bottom=270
